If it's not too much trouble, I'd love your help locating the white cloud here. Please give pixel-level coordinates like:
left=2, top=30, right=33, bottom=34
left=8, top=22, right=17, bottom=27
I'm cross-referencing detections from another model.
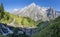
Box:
left=13, top=9, right=18, bottom=11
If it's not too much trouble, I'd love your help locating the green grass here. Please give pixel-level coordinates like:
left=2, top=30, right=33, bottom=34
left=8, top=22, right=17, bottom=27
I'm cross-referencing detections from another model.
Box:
left=0, top=12, right=38, bottom=27
left=0, top=12, right=14, bottom=23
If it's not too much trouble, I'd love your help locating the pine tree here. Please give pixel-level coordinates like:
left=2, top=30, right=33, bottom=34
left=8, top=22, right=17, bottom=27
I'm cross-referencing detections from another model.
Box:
left=0, top=3, right=5, bottom=20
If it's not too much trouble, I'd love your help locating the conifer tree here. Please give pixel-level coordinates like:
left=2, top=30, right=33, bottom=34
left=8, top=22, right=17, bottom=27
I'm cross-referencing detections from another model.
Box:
left=0, top=3, right=5, bottom=19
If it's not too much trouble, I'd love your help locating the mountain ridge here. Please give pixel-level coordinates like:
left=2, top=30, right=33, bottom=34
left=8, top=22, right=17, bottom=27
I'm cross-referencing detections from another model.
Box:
left=12, top=3, right=60, bottom=21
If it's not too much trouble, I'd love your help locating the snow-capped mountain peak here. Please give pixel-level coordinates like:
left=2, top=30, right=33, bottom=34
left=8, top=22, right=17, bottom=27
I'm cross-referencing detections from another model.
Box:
left=15, top=3, right=49, bottom=21
left=28, top=2, right=36, bottom=7
left=12, top=3, right=60, bottom=21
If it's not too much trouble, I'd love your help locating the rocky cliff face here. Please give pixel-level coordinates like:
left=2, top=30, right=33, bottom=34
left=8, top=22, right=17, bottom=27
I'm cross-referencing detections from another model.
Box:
left=16, top=3, right=49, bottom=21
left=12, top=3, right=60, bottom=21
left=46, top=8, right=56, bottom=19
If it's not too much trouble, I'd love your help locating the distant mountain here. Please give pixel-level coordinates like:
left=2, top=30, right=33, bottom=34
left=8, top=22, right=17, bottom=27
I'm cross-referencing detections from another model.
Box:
left=14, top=3, right=49, bottom=21
left=13, top=3, right=60, bottom=21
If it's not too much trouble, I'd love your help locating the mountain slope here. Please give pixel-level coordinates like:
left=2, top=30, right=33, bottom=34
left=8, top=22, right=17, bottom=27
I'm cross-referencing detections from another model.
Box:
left=0, top=12, right=37, bottom=28
left=31, top=16, right=60, bottom=37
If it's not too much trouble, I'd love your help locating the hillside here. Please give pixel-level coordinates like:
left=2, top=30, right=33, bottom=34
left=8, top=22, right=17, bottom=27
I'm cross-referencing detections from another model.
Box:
left=32, top=16, right=60, bottom=37
left=0, top=11, right=37, bottom=28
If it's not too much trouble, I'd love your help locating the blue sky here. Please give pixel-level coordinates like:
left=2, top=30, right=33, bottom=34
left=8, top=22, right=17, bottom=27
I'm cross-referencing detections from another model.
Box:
left=0, top=0, right=60, bottom=12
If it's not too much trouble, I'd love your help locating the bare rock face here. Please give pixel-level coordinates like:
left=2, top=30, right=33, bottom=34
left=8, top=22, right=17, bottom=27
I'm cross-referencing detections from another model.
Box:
left=16, top=3, right=49, bottom=21
left=13, top=3, right=60, bottom=21
left=46, top=8, right=56, bottom=19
